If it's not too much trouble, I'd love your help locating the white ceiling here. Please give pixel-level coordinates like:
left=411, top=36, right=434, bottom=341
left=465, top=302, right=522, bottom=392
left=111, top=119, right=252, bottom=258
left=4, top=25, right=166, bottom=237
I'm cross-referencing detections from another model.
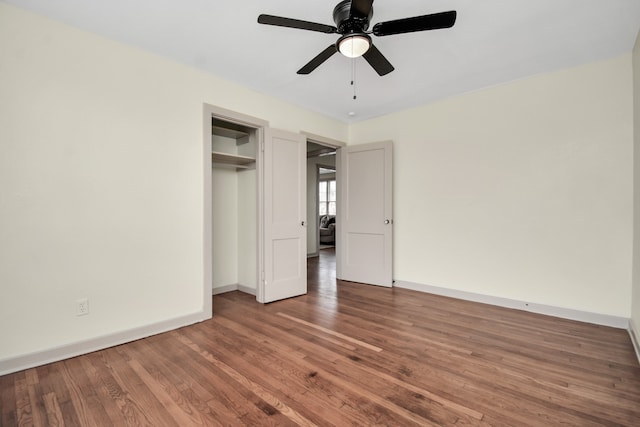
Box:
left=5, top=0, right=640, bottom=123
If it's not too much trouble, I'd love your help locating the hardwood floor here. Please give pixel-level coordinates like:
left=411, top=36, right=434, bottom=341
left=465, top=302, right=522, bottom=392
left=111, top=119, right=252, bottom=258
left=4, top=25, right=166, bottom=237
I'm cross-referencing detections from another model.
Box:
left=2, top=247, right=640, bottom=426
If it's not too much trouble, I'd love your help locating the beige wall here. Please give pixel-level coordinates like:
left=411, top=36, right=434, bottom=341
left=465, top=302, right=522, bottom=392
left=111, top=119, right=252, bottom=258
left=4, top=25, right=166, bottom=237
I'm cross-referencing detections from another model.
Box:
left=632, top=30, right=640, bottom=336
left=211, top=167, right=239, bottom=288
left=237, top=168, right=257, bottom=291
left=0, top=3, right=347, bottom=365
left=351, top=55, right=634, bottom=318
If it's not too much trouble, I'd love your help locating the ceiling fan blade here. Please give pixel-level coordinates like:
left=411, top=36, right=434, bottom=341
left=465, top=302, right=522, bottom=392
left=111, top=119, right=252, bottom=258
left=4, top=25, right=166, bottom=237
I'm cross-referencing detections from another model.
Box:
left=349, top=0, right=374, bottom=18
left=258, top=14, right=337, bottom=34
left=297, top=45, right=338, bottom=74
left=372, top=11, right=456, bottom=36
left=362, top=44, right=394, bottom=76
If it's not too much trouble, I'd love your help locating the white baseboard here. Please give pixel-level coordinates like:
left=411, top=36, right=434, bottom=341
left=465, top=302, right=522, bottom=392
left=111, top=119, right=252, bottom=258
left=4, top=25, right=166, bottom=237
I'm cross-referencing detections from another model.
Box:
left=238, top=284, right=257, bottom=296
left=629, top=320, right=640, bottom=364
left=394, top=280, right=629, bottom=329
left=212, top=284, right=239, bottom=295
left=212, top=284, right=256, bottom=296
left=0, top=310, right=209, bottom=376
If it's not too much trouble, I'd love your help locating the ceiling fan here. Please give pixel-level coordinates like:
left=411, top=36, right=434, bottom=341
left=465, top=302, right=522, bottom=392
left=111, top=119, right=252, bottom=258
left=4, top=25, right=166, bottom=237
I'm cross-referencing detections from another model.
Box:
left=257, top=0, right=456, bottom=76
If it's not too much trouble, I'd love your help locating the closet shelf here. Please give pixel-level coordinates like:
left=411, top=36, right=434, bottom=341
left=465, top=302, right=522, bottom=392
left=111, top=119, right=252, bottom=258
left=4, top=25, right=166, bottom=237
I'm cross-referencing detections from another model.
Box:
left=212, top=125, right=249, bottom=140
left=212, top=151, right=255, bottom=169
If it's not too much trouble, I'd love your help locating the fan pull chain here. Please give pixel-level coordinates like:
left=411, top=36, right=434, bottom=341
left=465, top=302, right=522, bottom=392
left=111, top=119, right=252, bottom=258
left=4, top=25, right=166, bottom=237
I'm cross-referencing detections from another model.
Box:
left=351, top=57, right=357, bottom=100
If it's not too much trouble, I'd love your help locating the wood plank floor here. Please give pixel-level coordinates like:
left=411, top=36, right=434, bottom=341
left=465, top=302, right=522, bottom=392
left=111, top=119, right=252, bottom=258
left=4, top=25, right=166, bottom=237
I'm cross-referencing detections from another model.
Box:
left=2, top=248, right=640, bottom=426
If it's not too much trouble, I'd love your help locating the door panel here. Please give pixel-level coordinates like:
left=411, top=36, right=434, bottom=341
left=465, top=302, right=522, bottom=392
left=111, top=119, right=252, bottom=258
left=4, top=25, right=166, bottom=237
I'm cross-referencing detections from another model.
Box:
left=337, top=141, right=393, bottom=287
left=262, top=128, right=307, bottom=302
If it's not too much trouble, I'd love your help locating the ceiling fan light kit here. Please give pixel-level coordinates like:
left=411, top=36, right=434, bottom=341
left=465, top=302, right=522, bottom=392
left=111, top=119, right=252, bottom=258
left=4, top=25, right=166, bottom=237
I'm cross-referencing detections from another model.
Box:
left=337, top=33, right=371, bottom=58
left=257, top=0, right=456, bottom=76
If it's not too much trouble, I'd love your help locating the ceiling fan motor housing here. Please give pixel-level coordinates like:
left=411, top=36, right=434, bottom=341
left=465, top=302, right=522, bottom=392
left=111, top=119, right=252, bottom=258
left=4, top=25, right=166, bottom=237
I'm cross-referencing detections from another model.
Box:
left=333, top=0, right=372, bottom=34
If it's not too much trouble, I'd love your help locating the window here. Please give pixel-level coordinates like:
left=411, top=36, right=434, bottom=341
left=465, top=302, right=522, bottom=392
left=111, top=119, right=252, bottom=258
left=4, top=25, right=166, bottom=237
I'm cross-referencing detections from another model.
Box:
left=319, top=179, right=336, bottom=216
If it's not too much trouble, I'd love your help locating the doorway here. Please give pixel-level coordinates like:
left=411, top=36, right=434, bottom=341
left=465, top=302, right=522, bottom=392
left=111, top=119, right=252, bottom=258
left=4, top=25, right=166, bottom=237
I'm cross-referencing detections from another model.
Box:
left=305, top=134, right=344, bottom=259
left=204, top=104, right=267, bottom=311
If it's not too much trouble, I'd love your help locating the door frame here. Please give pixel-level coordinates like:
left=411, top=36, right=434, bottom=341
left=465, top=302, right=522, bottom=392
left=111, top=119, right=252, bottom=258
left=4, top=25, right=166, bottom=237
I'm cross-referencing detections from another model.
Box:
left=203, top=104, right=268, bottom=312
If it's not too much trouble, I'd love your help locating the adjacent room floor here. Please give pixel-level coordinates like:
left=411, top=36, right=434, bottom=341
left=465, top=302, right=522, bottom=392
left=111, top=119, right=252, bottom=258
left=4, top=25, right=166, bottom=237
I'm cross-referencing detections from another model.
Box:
left=1, top=248, right=639, bottom=425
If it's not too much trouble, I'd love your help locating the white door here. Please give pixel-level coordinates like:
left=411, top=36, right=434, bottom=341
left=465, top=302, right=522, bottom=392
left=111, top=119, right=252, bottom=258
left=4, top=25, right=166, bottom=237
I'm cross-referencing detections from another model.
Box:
left=337, top=141, right=393, bottom=287
left=261, top=128, right=307, bottom=302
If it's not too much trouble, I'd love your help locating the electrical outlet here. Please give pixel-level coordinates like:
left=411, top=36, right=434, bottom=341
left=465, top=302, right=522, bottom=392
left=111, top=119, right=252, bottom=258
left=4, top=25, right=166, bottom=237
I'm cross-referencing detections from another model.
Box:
left=76, top=298, right=89, bottom=316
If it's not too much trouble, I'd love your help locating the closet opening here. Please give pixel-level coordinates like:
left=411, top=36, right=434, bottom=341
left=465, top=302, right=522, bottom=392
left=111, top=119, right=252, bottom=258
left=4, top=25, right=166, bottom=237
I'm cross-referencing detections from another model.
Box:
left=204, top=104, right=268, bottom=308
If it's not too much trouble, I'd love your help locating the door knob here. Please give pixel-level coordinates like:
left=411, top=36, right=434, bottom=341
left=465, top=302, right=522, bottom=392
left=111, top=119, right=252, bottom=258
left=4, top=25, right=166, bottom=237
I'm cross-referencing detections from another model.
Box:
left=301, top=221, right=306, bottom=226
left=384, top=219, right=391, bottom=225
